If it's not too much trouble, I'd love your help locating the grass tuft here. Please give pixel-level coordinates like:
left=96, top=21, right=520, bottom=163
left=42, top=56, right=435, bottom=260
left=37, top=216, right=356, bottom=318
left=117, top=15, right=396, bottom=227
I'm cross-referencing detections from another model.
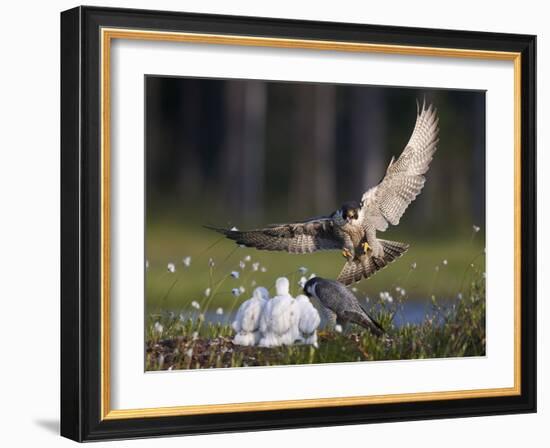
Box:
left=145, top=269, right=485, bottom=371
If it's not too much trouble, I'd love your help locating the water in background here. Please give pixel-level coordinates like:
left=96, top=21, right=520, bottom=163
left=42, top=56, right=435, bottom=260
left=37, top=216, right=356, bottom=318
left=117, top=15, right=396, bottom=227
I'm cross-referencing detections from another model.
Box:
left=168, top=298, right=452, bottom=330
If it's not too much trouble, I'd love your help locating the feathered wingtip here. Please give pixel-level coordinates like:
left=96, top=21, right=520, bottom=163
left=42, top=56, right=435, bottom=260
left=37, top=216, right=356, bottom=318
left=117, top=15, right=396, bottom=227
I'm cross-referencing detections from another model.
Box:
left=416, top=96, right=438, bottom=119
left=203, top=224, right=235, bottom=235
left=416, top=96, right=430, bottom=115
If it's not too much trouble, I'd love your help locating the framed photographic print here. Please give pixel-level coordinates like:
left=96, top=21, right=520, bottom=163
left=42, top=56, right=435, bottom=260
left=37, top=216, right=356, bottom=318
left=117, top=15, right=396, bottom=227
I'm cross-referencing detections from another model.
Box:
left=60, top=6, right=536, bottom=442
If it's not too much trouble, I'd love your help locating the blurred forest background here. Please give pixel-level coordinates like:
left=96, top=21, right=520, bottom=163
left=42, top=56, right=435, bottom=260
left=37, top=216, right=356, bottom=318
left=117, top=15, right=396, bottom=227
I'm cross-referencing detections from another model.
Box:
left=145, top=76, right=485, bottom=317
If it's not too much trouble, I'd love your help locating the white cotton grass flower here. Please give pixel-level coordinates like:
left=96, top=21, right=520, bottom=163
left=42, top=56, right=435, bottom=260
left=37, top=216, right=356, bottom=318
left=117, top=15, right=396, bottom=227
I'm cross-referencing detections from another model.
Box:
left=153, top=321, right=163, bottom=335
left=182, top=256, right=191, bottom=267
left=216, top=307, right=223, bottom=315
left=252, top=262, right=260, bottom=272
left=435, top=265, right=440, bottom=272
left=259, top=277, right=299, bottom=347
left=239, top=261, right=246, bottom=269
left=457, top=292, right=463, bottom=300
left=379, top=291, right=393, bottom=303
left=232, top=287, right=269, bottom=346
left=167, top=262, right=176, bottom=273
left=334, top=324, right=343, bottom=334
left=231, top=288, right=241, bottom=297
left=260, top=266, right=267, bottom=273
left=191, top=300, right=200, bottom=310
left=411, top=262, right=417, bottom=270
left=442, top=259, right=448, bottom=266
left=145, top=260, right=149, bottom=270
left=204, top=288, right=211, bottom=297
left=298, top=266, right=308, bottom=274
left=298, top=276, right=307, bottom=288
left=231, top=271, right=240, bottom=279
left=473, top=225, right=481, bottom=233
left=244, top=255, right=252, bottom=262
left=295, top=294, right=321, bottom=345
left=351, top=287, right=358, bottom=293
left=208, top=258, right=215, bottom=268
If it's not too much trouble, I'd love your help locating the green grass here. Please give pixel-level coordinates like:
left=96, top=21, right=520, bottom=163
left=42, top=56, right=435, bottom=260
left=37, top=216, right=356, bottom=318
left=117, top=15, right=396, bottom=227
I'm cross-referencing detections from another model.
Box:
left=145, top=268, right=485, bottom=370
left=146, top=222, right=485, bottom=315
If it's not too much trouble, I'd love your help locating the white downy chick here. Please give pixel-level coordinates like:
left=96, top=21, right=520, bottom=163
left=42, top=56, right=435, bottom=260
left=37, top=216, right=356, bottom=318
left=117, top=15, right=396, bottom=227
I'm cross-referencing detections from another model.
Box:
left=259, top=277, right=299, bottom=347
left=232, top=287, right=269, bottom=346
left=295, top=294, right=321, bottom=345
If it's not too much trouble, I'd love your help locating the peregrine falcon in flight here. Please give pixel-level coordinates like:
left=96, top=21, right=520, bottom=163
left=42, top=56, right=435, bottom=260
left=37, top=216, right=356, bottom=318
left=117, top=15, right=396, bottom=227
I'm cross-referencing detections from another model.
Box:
left=207, top=101, right=439, bottom=285
left=303, top=277, right=385, bottom=337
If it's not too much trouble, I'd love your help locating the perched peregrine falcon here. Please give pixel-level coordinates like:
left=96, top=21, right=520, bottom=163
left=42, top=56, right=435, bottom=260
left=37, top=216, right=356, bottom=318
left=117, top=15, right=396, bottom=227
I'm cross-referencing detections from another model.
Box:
left=303, top=277, right=385, bottom=337
left=207, top=101, right=439, bottom=285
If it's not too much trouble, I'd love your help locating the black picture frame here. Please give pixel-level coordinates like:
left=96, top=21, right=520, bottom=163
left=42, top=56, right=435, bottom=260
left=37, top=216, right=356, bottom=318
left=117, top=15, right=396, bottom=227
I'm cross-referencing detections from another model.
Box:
left=61, top=5, right=536, bottom=442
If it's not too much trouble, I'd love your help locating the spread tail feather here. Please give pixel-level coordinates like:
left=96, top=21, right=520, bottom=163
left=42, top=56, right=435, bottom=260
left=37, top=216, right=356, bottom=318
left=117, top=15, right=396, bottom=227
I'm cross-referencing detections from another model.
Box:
left=337, top=239, right=409, bottom=285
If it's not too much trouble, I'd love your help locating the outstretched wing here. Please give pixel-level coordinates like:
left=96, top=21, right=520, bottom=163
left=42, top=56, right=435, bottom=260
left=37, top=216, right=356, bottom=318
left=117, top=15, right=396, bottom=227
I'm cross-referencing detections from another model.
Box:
left=205, top=217, right=341, bottom=254
left=359, top=101, right=439, bottom=231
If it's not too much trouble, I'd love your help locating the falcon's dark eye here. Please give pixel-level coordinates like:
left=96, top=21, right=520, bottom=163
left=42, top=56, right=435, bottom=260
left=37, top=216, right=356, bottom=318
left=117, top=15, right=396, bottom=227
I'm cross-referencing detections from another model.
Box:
left=346, top=209, right=358, bottom=220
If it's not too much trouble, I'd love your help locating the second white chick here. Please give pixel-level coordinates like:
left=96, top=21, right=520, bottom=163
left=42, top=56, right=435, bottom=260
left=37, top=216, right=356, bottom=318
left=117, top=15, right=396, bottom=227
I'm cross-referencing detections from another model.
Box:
left=232, top=287, right=269, bottom=346
left=259, top=277, right=299, bottom=347
left=295, top=294, right=321, bottom=345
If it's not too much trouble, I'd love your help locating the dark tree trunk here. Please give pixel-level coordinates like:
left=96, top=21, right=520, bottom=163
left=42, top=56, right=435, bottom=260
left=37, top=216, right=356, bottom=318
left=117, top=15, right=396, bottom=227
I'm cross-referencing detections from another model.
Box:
left=312, top=84, right=337, bottom=213
left=177, top=80, right=202, bottom=198
left=241, top=81, right=267, bottom=222
left=350, top=88, right=386, bottom=202
left=289, top=84, right=316, bottom=218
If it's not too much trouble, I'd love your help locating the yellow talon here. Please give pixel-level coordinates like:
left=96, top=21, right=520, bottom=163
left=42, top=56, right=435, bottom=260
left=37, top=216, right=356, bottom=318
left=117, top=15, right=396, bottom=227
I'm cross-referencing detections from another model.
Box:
left=363, top=242, right=370, bottom=253
left=342, top=248, right=353, bottom=259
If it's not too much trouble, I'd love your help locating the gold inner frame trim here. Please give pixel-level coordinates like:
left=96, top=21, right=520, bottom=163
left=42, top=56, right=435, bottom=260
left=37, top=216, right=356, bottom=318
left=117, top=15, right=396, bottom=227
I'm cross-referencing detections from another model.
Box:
left=100, top=27, right=522, bottom=421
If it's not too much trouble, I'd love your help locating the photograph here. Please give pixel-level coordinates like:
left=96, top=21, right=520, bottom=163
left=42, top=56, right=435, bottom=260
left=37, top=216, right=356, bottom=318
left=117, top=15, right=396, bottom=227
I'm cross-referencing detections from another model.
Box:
left=144, top=77, right=486, bottom=371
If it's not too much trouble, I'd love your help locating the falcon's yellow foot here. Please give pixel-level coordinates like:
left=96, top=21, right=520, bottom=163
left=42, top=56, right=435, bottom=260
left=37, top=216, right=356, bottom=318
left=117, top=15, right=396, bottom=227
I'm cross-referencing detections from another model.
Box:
left=362, top=242, right=370, bottom=254
left=341, top=248, right=353, bottom=260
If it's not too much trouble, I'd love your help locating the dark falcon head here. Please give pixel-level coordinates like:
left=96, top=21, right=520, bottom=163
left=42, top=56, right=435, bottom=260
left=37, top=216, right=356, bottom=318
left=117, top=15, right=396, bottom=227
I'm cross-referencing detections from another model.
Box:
left=341, top=201, right=360, bottom=222
left=303, top=277, right=320, bottom=298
